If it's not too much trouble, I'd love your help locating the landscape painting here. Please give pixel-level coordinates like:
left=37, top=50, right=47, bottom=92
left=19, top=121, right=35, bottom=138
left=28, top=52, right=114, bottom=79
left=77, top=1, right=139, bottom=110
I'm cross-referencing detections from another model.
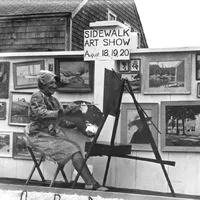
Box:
left=13, top=60, right=44, bottom=89
left=0, top=62, right=10, bottom=98
left=13, top=132, right=42, bottom=160
left=143, top=53, right=191, bottom=94
left=161, top=101, right=200, bottom=152
left=0, top=102, right=6, bottom=119
left=149, top=60, right=184, bottom=88
left=9, top=92, right=32, bottom=126
left=0, top=131, right=12, bottom=157
left=122, top=73, right=141, bottom=93
left=55, top=57, right=94, bottom=93
left=196, top=54, right=200, bottom=80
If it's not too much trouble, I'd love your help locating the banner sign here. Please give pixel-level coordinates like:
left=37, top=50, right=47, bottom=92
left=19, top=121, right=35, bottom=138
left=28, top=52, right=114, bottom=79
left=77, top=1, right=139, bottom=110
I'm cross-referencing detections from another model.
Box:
left=84, top=28, right=131, bottom=61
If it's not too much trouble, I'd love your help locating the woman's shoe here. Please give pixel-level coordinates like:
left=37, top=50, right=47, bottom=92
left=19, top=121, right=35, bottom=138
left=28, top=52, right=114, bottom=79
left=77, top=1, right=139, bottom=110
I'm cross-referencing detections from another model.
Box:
left=85, top=182, right=109, bottom=191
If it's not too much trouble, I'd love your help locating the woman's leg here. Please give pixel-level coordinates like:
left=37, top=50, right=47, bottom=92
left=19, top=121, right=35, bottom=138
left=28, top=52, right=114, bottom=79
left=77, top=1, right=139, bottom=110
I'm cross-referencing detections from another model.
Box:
left=71, top=152, right=96, bottom=185
left=71, top=152, right=109, bottom=191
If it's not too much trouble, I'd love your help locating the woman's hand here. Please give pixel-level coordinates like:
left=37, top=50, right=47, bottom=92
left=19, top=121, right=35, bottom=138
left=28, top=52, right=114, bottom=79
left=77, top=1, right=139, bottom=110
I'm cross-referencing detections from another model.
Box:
left=85, top=122, right=98, bottom=137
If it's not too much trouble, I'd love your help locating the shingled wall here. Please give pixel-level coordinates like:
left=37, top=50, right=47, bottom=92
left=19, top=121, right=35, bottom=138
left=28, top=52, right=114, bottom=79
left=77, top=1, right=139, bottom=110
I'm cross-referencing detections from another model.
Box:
left=0, top=16, right=67, bottom=52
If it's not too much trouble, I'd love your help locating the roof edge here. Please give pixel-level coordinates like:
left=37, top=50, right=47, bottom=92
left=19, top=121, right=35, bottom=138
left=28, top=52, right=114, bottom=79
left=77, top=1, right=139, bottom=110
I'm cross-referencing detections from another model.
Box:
left=72, top=0, right=89, bottom=18
left=132, top=0, right=148, bottom=48
left=0, top=12, right=71, bottom=20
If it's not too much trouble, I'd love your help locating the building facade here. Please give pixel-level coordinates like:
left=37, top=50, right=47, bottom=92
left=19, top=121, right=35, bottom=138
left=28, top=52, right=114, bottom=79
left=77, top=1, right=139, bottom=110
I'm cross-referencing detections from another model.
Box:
left=0, top=0, right=148, bottom=52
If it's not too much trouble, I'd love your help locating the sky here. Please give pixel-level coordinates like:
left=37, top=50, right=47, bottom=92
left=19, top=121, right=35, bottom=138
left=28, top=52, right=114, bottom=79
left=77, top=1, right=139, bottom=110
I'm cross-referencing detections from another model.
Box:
left=134, top=0, right=200, bottom=48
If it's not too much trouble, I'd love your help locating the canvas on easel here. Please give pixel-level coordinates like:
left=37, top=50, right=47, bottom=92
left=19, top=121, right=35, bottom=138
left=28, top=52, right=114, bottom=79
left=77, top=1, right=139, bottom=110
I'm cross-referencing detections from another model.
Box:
left=103, top=68, right=121, bottom=116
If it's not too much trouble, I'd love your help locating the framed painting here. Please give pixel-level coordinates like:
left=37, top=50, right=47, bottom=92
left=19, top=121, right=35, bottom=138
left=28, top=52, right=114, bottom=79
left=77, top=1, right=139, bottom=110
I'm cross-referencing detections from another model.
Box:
left=13, top=60, right=44, bottom=89
left=118, top=60, right=129, bottom=72
left=121, top=73, right=141, bottom=93
left=55, top=57, right=94, bottom=93
left=196, top=54, right=200, bottom=80
left=197, top=83, right=200, bottom=98
left=8, top=92, right=32, bottom=126
left=121, top=103, right=158, bottom=151
left=13, top=132, right=42, bottom=160
left=161, top=101, right=200, bottom=152
left=0, top=131, right=13, bottom=157
left=142, top=52, right=191, bottom=94
left=48, top=63, right=54, bottom=71
left=0, top=102, right=6, bottom=119
left=0, top=62, right=10, bottom=98
left=130, top=59, right=140, bottom=72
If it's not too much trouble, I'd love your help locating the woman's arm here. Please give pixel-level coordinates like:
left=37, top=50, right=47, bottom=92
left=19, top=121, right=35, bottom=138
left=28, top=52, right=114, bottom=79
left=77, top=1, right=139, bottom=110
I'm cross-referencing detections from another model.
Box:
left=29, top=92, right=59, bottom=120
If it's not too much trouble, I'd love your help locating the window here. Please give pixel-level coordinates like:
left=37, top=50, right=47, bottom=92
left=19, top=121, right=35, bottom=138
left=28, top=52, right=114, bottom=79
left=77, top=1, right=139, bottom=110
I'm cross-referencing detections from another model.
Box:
left=107, top=9, right=117, bottom=21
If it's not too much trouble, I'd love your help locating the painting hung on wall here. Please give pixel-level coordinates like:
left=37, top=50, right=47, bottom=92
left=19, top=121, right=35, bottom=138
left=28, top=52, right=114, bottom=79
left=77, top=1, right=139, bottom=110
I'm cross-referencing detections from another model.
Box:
left=161, top=101, right=200, bottom=152
left=149, top=60, right=184, bottom=88
left=197, top=83, right=200, bottom=98
left=13, top=132, right=41, bottom=160
left=196, top=54, right=200, bottom=80
left=55, top=57, right=94, bottom=93
left=119, top=60, right=129, bottom=72
left=130, top=59, right=140, bottom=72
left=8, top=92, right=32, bottom=126
left=13, top=60, right=44, bottom=90
left=143, top=53, right=191, bottom=94
left=0, top=62, right=10, bottom=98
left=121, top=103, right=158, bottom=151
left=48, top=64, right=54, bottom=71
left=0, top=131, right=13, bottom=157
left=121, top=73, right=141, bottom=93
left=0, top=102, right=6, bottom=119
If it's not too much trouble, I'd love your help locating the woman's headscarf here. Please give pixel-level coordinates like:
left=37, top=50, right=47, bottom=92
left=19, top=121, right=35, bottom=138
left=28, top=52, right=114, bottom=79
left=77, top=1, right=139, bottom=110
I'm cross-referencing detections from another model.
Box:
left=37, top=70, right=59, bottom=89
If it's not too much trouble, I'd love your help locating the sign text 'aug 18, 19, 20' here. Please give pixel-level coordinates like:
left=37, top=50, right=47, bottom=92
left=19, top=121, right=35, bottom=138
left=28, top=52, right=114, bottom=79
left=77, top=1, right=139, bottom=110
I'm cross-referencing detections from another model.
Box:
left=84, top=28, right=131, bottom=61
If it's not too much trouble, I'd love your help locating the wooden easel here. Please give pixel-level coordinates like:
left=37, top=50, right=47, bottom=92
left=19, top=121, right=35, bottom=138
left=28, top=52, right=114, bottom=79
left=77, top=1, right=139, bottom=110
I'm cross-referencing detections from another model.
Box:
left=72, top=69, right=176, bottom=197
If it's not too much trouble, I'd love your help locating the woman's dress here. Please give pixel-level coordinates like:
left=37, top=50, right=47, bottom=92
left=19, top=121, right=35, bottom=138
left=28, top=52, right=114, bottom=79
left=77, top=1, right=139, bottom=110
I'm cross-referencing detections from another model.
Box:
left=25, top=91, right=82, bottom=166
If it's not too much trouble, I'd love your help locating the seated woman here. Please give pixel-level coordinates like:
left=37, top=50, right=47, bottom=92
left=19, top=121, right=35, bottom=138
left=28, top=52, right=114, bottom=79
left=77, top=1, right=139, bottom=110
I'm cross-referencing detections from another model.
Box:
left=24, top=70, right=108, bottom=191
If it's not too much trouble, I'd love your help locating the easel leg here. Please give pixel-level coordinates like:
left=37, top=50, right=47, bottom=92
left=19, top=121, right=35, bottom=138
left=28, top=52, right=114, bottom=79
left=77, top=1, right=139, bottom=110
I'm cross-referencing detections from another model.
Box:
left=103, top=155, right=111, bottom=186
left=102, top=80, right=125, bottom=186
